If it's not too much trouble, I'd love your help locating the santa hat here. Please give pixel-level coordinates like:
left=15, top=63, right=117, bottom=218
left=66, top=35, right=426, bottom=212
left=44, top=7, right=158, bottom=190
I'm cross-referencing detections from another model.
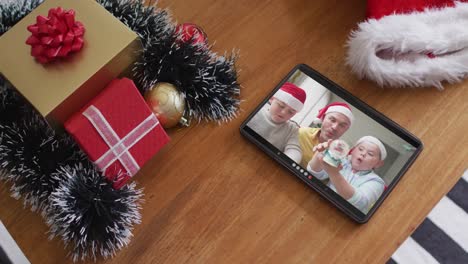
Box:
left=315, top=102, right=354, bottom=125
left=273, top=82, right=306, bottom=112
left=354, top=136, right=387, bottom=161
left=346, top=0, right=468, bottom=89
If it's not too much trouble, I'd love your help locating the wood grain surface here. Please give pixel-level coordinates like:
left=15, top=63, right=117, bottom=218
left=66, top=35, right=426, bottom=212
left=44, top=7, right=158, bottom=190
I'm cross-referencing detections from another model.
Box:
left=1, top=0, right=467, bottom=263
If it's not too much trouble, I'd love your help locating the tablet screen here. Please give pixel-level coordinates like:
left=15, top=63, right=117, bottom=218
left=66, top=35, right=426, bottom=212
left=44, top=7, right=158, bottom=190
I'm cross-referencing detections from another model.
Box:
left=241, top=64, right=422, bottom=222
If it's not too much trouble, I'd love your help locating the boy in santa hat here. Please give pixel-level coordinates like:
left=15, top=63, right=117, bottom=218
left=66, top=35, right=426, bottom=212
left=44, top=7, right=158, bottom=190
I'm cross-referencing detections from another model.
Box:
left=247, top=82, right=306, bottom=163
left=307, top=136, right=387, bottom=214
left=298, top=102, right=354, bottom=168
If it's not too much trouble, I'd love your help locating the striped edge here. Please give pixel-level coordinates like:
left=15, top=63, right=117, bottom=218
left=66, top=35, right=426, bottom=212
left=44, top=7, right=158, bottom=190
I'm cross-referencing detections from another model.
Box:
left=389, top=172, right=468, bottom=263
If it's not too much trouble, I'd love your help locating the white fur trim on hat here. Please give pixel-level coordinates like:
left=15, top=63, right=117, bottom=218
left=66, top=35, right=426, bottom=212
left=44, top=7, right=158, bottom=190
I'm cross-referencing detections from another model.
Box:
left=273, top=89, right=304, bottom=112
left=355, top=136, right=387, bottom=160
left=325, top=105, right=354, bottom=125
left=346, top=1, right=468, bottom=89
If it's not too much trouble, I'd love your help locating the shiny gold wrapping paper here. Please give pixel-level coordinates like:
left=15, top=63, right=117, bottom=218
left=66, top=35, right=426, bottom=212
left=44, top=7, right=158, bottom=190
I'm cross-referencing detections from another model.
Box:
left=0, top=0, right=142, bottom=126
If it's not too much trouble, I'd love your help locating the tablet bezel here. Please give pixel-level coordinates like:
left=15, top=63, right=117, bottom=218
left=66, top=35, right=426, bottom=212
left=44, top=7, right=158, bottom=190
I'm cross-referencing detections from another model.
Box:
left=240, top=64, right=423, bottom=223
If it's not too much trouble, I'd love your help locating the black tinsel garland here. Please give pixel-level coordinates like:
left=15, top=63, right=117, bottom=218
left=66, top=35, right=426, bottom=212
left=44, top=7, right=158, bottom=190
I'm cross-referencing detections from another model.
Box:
left=0, top=76, right=35, bottom=125
left=0, top=0, right=240, bottom=261
left=0, top=0, right=43, bottom=35
left=0, top=76, right=87, bottom=212
left=47, top=165, right=143, bottom=262
left=0, top=117, right=81, bottom=212
left=96, top=0, right=174, bottom=42
left=133, top=34, right=240, bottom=122
left=97, top=0, right=240, bottom=122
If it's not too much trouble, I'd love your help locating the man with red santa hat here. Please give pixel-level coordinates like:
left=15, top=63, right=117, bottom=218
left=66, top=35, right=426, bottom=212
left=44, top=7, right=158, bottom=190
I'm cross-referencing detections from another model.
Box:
left=298, top=102, right=354, bottom=168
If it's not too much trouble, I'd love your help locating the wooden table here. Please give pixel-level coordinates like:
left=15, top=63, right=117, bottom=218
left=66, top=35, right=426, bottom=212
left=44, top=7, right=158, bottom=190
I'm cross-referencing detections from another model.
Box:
left=1, top=0, right=467, bottom=263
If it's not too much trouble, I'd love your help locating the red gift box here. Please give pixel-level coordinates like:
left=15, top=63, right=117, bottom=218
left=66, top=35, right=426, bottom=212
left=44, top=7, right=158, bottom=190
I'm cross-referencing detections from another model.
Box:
left=65, top=78, right=170, bottom=189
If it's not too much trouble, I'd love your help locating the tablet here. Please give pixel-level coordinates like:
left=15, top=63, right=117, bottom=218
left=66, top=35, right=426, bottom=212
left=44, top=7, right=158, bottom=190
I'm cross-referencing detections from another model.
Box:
left=240, top=64, right=423, bottom=223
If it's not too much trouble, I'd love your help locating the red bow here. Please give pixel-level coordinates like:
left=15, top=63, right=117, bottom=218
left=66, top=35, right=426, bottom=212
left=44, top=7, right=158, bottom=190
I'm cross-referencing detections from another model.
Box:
left=25, top=7, right=85, bottom=64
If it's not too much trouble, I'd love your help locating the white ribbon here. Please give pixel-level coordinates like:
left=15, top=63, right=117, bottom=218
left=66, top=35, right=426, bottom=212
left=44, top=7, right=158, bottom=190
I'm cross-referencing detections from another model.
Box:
left=83, top=105, right=159, bottom=177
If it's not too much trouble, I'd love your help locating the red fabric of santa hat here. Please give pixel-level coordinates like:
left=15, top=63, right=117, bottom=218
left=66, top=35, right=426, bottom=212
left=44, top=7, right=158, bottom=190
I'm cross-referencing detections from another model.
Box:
left=315, top=102, right=354, bottom=125
left=273, top=82, right=307, bottom=112
left=346, top=0, right=468, bottom=89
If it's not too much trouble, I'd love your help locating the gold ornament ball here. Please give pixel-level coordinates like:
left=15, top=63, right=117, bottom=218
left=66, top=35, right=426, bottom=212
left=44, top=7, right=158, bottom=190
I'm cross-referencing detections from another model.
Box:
left=144, top=82, right=186, bottom=128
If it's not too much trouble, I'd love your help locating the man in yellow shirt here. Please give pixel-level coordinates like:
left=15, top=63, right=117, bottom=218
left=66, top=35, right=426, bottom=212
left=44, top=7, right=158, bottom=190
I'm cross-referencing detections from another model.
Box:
left=298, top=102, right=354, bottom=168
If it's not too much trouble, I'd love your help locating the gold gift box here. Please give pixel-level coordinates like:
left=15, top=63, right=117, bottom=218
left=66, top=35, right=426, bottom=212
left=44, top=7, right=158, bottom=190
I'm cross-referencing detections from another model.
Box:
left=0, top=0, right=142, bottom=126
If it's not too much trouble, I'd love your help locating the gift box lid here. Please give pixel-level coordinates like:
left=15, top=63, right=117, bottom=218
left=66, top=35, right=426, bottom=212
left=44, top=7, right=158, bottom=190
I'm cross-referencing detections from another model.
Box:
left=0, top=0, right=141, bottom=124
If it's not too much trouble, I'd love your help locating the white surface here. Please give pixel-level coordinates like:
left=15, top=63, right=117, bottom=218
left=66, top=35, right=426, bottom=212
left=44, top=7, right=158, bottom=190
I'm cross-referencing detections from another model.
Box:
left=0, top=221, right=30, bottom=264
left=391, top=237, right=440, bottom=264
left=428, top=196, right=468, bottom=253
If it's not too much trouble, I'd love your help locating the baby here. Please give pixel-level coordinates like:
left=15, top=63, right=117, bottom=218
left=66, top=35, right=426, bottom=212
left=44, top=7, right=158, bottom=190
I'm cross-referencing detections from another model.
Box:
left=307, top=136, right=387, bottom=213
left=247, top=82, right=306, bottom=163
